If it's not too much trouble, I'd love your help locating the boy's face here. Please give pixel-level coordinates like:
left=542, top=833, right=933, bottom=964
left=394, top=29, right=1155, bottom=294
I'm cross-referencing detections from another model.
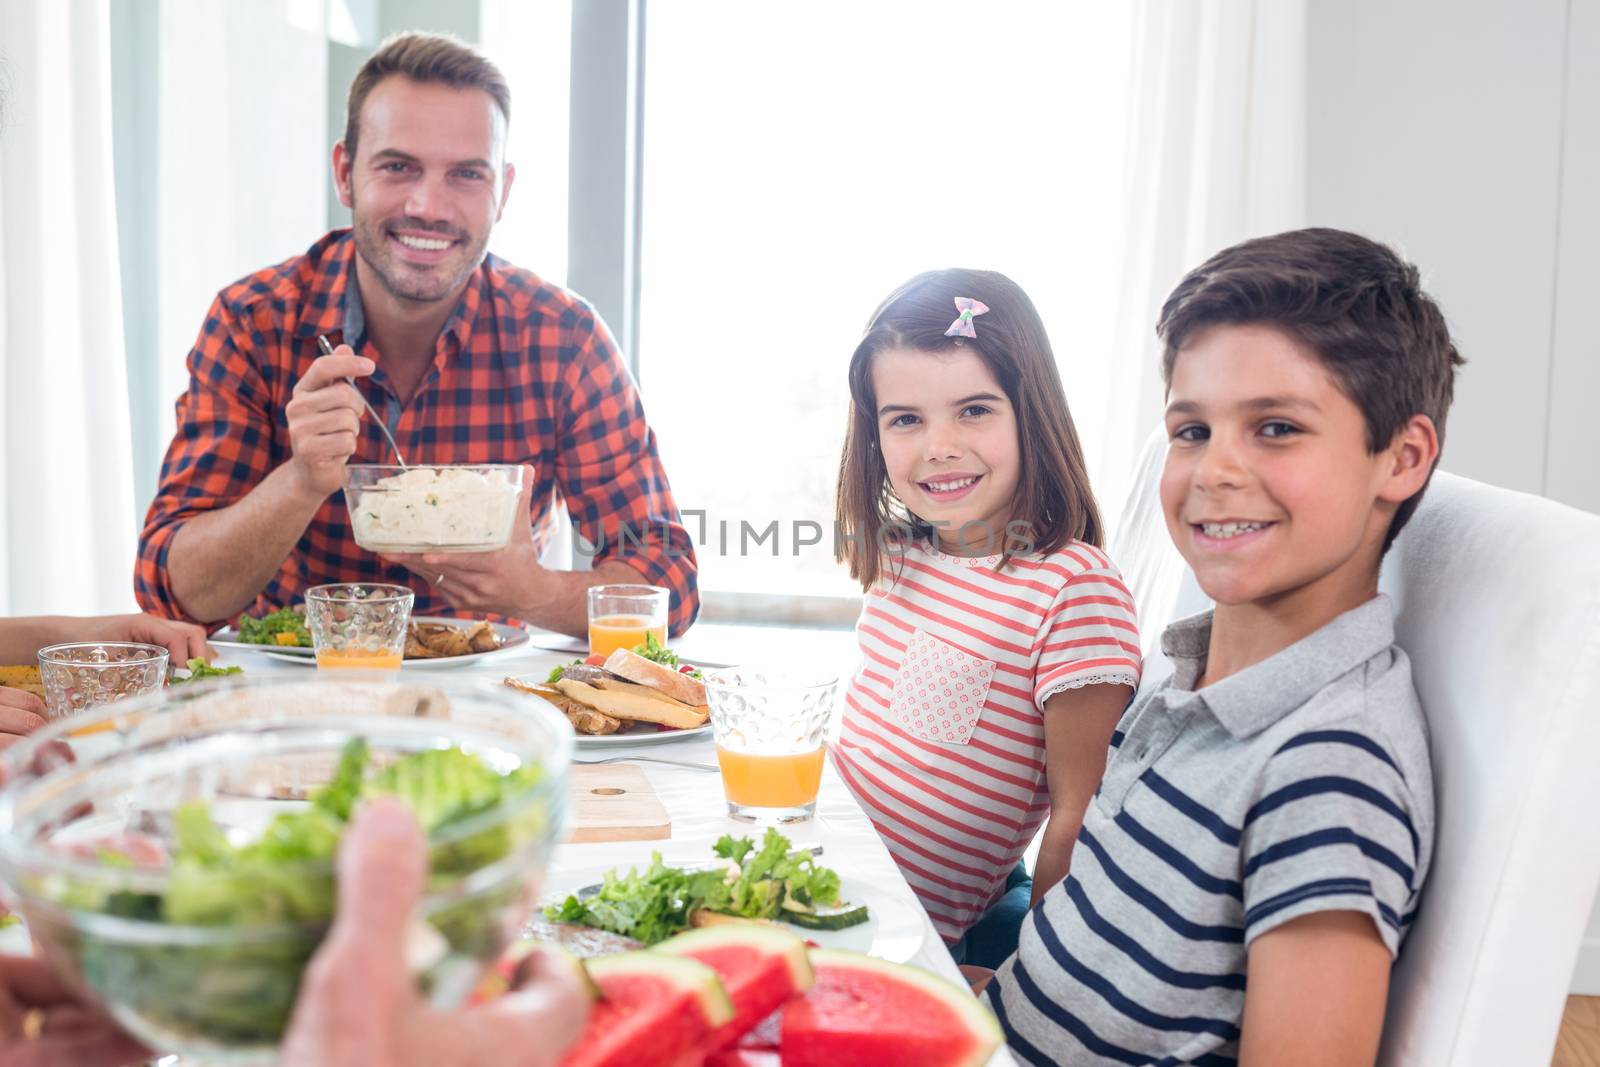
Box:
left=1160, top=324, right=1415, bottom=610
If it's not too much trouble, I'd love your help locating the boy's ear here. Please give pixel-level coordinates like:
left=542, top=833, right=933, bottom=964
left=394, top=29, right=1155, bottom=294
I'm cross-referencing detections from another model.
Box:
left=1376, top=415, right=1441, bottom=505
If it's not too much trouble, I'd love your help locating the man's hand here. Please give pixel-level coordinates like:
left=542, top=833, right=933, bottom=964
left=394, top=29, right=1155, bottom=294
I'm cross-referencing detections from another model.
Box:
left=0, top=954, right=148, bottom=1066
left=280, top=798, right=590, bottom=1067
left=383, top=465, right=545, bottom=617
left=285, top=345, right=373, bottom=499
left=76, top=614, right=210, bottom=667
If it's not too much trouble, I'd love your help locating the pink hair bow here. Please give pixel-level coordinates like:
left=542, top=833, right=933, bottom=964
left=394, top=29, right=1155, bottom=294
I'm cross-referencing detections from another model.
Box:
left=944, top=297, right=990, bottom=338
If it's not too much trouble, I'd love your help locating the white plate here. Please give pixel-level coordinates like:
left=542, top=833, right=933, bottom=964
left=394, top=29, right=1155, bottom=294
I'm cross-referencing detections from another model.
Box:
left=503, top=672, right=714, bottom=748
left=212, top=617, right=530, bottom=670
left=548, top=869, right=925, bottom=963
left=574, top=720, right=713, bottom=748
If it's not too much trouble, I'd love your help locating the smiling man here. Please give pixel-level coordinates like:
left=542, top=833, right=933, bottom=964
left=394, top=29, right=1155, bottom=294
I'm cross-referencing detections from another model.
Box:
left=135, top=34, right=698, bottom=637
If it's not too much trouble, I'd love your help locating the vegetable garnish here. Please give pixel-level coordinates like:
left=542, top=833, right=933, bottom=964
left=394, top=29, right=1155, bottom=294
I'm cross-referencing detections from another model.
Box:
left=546, top=658, right=583, bottom=684
left=543, top=829, right=860, bottom=944
left=630, top=633, right=701, bottom=680
left=236, top=608, right=311, bottom=648
left=171, top=659, right=243, bottom=685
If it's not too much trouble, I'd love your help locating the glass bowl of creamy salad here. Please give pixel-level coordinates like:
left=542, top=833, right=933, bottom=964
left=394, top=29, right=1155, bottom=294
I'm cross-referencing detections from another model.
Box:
left=344, top=465, right=524, bottom=554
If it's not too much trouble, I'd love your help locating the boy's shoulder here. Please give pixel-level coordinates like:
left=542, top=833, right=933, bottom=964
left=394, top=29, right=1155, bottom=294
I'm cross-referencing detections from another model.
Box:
left=1254, top=606, right=1430, bottom=783
left=1130, top=594, right=1432, bottom=809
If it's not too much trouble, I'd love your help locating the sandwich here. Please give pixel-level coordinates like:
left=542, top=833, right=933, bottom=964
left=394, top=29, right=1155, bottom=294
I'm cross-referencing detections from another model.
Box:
left=504, top=645, right=709, bottom=735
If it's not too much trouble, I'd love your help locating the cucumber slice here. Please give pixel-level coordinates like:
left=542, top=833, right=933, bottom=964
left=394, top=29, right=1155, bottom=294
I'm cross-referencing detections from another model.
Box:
left=784, top=902, right=870, bottom=931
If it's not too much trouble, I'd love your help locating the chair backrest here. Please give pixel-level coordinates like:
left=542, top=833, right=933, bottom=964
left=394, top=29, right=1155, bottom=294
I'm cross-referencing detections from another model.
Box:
left=1109, top=425, right=1600, bottom=1066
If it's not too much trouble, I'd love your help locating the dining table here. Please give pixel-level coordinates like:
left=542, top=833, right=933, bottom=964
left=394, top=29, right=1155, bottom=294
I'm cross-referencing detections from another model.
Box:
left=215, top=619, right=1018, bottom=1067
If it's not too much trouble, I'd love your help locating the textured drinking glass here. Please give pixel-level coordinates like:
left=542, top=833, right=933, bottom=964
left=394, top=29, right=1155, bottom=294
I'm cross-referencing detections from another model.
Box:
left=305, top=583, right=414, bottom=671
left=702, top=667, right=838, bottom=824
left=36, top=643, right=169, bottom=723
left=586, top=584, right=670, bottom=659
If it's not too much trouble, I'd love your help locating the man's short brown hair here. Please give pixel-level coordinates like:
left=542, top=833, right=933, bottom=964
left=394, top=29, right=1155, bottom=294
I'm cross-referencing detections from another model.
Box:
left=1156, top=227, right=1465, bottom=550
left=343, top=32, right=511, bottom=161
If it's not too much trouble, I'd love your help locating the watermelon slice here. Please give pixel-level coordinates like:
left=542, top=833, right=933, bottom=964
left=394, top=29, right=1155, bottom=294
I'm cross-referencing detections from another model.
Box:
left=657, top=925, right=815, bottom=1051
left=560, top=952, right=734, bottom=1067
left=780, top=949, right=1003, bottom=1067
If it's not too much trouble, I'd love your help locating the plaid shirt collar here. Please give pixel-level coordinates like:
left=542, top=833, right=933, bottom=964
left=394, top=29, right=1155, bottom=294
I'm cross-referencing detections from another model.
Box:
left=290, top=230, right=486, bottom=361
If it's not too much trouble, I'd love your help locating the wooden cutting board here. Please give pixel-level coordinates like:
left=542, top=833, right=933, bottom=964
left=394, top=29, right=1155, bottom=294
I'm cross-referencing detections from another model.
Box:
left=567, top=763, right=671, bottom=843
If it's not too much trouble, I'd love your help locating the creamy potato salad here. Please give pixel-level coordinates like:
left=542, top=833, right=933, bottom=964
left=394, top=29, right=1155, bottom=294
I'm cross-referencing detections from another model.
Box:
left=349, top=466, right=520, bottom=550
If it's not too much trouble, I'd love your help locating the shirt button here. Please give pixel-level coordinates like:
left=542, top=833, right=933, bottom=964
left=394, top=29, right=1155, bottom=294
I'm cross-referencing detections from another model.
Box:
left=1135, top=745, right=1150, bottom=759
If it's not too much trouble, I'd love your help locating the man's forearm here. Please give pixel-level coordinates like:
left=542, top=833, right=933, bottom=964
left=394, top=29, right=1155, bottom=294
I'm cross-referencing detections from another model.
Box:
left=513, top=560, right=656, bottom=639
left=166, top=464, right=330, bottom=623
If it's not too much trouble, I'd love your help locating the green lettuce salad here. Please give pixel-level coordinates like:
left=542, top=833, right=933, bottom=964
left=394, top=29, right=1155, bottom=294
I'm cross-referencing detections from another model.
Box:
left=237, top=608, right=311, bottom=648
left=42, top=738, right=546, bottom=1049
left=545, top=828, right=863, bottom=944
left=171, top=659, right=243, bottom=685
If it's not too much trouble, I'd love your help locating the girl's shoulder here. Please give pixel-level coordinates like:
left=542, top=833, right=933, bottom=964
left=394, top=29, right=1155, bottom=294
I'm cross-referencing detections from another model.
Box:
left=1004, top=539, right=1128, bottom=582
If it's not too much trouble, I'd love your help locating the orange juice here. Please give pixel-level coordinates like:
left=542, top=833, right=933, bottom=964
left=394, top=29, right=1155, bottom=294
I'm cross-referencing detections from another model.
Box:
left=716, top=746, right=826, bottom=809
left=315, top=648, right=404, bottom=670
left=588, top=614, right=667, bottom=659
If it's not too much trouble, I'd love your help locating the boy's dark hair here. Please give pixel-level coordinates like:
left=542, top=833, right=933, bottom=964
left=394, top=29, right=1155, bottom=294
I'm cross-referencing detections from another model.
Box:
left=1156, top=227, right=1464, bottom=551
left=344, top=33, right=510, bottom=162
left=835, top=268, right=1103, bottom=590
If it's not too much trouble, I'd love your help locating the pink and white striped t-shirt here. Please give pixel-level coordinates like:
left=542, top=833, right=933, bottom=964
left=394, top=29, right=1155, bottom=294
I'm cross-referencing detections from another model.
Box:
left=832, top=540, right=1142, bottom=943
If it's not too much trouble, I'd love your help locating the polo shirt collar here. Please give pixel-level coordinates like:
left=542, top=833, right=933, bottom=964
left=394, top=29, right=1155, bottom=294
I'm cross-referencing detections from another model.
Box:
left=1157, top=594, right=1395, bottom=739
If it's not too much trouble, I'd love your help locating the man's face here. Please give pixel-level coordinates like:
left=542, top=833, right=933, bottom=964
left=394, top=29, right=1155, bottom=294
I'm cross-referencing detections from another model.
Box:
left=336, top=77, right=514, bottom=305
left=1159, top=324, right=1401, bottom=609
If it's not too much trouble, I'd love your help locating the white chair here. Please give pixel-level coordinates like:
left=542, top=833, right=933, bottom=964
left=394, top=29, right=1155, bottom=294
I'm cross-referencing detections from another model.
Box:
left=1108, top=425, right=1600, bottom=1066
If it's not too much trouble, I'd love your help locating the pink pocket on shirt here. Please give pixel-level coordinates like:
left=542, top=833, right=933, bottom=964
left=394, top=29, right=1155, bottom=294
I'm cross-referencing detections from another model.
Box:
left=889, top=630, right=996, bottom=745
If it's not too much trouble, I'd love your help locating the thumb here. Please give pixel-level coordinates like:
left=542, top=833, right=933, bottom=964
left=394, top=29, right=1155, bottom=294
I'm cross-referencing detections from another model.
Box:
left=326, top=796, right=427, bottom=964
left=512, top=463, right=536, bottom=546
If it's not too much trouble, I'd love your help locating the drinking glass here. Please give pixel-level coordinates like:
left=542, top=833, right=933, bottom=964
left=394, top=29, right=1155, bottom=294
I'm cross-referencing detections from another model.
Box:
left=36, top=642, right=169, bottom=723
left=305, top=583, right=414, bottom=672
left=586, top=584, right=669, bottom=659
left=702, top=667, right=838, bottom=823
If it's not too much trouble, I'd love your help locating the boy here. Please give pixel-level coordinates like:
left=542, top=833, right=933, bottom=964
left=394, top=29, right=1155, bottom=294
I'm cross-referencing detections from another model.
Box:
left=984, top=228, right=1463, bottom=1065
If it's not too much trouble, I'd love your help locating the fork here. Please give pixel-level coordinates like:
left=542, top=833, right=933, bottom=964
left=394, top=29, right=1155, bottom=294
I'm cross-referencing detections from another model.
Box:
left=574, top=755, right=720, bottom=772
left=318, top=334, right=409, bottom=468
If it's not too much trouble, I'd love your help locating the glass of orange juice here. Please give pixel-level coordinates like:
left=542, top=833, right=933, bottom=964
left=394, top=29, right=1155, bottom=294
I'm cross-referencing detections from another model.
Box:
left=702, top=667, right=838, bottom=824
left=587, top=584, right=669, bottom=658
left=305, top=583, right=414, bottom=673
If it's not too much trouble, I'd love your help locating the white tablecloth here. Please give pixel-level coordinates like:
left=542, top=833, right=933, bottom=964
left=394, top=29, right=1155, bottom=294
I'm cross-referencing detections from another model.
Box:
left=223, top=627, right=1015, bottom=1064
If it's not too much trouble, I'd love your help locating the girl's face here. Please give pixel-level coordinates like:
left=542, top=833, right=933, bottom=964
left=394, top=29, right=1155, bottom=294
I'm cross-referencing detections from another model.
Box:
left=871, top=346, right=1022, bottom=556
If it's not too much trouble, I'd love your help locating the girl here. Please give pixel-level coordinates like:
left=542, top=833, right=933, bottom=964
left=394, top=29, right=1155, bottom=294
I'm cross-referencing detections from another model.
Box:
left=832, top=268, right=1141, bottom=966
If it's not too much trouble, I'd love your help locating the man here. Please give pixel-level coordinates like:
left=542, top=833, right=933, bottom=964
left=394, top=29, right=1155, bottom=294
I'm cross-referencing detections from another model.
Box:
left=135, top=33, right=698, bottom=637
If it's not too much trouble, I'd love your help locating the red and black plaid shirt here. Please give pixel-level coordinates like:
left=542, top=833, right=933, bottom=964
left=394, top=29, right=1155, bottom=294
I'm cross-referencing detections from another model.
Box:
left=135, top=230, right=699, bottom=634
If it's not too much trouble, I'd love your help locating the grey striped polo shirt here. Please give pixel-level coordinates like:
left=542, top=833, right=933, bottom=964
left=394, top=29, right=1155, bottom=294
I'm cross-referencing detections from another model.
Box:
left=986, top=594, right=1433, bottom=1065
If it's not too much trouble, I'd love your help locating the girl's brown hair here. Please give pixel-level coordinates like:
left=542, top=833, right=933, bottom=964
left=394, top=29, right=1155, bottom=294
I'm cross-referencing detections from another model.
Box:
left=834, top=268, right=1103, bottom=590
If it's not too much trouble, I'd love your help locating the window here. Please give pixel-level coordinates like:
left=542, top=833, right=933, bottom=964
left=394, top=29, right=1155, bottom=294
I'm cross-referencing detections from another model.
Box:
left=638, top=2, right=1136, bottom=606
left=480, top=0, right=572, bottom=285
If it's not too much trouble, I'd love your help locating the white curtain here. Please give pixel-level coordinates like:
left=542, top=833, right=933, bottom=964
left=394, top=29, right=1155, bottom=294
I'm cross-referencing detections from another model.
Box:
left=0, top=0, right=137, bottom=615
left=149, top=0, right=328, bottom=470
left=1096, top=0, right=1308, bottom=532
